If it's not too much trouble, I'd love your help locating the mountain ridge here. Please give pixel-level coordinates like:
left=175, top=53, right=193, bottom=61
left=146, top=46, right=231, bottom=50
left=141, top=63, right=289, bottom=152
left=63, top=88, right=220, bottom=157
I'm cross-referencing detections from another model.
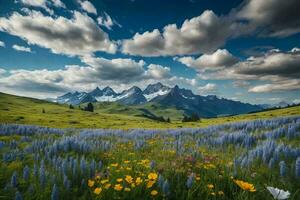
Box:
left=55, top=82, right=262, bottom=117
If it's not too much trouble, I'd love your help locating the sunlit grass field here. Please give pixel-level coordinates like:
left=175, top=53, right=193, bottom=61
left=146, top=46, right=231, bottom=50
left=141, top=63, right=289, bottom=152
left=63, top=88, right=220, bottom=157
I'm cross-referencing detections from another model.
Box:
left=1, top=92, right=300, bottom=129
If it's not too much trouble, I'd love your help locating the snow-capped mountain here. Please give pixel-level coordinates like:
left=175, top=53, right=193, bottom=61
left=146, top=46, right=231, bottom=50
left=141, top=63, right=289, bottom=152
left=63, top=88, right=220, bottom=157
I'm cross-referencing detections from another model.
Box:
left=55, top=83, right=262, bottom=117
left=143, top=82, right=171, bottom=101
left=56, top=82, right=171, bottom=105
left=56, top=91, right=97, bottom=105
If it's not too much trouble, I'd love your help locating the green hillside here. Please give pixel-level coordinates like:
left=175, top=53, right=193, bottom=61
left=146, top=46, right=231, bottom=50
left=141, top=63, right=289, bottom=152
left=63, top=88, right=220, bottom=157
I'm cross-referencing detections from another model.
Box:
left=90, top=101, right=184, bottom=120
left=0, top=92, right=299, bottom=129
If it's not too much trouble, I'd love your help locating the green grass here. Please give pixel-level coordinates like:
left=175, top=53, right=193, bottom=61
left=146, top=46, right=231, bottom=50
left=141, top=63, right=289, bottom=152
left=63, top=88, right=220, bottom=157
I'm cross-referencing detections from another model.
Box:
left=0, top=92, right=300, bottom=129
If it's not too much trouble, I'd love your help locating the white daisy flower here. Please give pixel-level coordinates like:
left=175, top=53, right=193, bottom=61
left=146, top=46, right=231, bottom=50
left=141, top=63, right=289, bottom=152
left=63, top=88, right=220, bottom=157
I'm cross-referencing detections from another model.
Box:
left=266, top=186, right=290, bottom=200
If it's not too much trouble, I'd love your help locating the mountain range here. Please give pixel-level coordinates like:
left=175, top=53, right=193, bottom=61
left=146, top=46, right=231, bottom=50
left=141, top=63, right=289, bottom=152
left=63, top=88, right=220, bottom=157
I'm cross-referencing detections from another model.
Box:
left=55, top=82, right=262, bottom=117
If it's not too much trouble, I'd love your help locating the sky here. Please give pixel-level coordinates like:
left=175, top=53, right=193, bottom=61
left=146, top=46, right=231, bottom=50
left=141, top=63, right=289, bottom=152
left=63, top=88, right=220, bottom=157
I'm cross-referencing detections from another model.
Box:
left=0, top=0, right=299, bottom=105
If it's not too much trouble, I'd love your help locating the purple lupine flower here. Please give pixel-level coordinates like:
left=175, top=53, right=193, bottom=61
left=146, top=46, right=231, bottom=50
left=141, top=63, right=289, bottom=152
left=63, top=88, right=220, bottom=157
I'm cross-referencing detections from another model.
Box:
left=296, top=157, right=300, bottom=178
left=162, top=180, right=170, bottom=196
left=268, top=158, right=275, bottom=169
left=186, top=173, right=195, bottom=189
left=279, top=161, right=287, bottom=177
left=158, top=175, right=164, bottom=189
left=15, top=191, right=23, bottom=200
left=23, top=165, right=30, bottom=181
left=51, top=184, right=59, bottom=200
left=11, top=171, right=17, bottom=187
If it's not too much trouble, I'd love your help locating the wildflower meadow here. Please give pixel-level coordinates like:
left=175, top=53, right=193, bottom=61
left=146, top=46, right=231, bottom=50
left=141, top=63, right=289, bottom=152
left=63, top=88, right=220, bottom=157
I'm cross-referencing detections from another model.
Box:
left=0, top=116, right=300, bottom=199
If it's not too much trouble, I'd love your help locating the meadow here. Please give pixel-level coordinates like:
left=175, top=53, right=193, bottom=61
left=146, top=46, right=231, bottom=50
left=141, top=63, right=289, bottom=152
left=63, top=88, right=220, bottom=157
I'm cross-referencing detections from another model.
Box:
left=1, top=92, right=300, bottom=129
left=0, top=116, right=300, bottom=200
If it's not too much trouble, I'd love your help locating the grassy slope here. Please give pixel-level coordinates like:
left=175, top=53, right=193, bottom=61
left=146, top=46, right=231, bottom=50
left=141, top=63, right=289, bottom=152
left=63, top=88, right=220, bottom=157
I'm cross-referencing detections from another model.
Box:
left=0, top=92, right=299, bottom=129
left=91, top=101, right=184, bottom=120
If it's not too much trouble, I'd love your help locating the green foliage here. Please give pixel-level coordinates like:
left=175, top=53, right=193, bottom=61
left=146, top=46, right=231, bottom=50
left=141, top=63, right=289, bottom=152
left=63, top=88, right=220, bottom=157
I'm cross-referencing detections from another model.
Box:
left=84, top=103, right=94, bottom=112
left=182, top=113, right=200, bottom=122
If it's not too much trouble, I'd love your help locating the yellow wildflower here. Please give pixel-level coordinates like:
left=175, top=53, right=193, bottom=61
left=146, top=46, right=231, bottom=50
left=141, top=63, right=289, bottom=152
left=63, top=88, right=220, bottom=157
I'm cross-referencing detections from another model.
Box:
left=124, top=187, right=131, bottom=192
left=117, top=178, right=123, bottom=183
left=94, top=187, right=102, bottom=195
left=104, top=183, right=111, bottom=189
left=136, top=177, right=143, bottom=185
left=124, top=160, right=130, bottom=164
left=218, top=191, right=224, bottom=195
left=111, top=163, right=118, bottom=167
left=147, top=180, right=155, bottom=188
left=88, top=180, right=95, bottom=187
left=148, top=173, right=158, bottom=180
left=125, top=175, right=133, bottom=184
left=114, top=184, right=123, bottom=191
left=207, top=184, right=214, bottom=189
left=101, top=179, right=109, bottom=184
left=211, top=192, right=216, bottom=196
left=151, top=190, right=158, bottom=196
left=196, top=176, right=200, bottom=181
left=234, top=180, right=256, bottom=192
left=131, top=183, right=136, bottom=188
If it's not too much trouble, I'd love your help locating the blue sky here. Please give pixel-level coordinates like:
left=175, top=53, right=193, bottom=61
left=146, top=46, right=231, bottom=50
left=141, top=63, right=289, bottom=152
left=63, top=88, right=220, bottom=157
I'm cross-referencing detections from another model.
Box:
left=0, top=0, right=299, bottom=104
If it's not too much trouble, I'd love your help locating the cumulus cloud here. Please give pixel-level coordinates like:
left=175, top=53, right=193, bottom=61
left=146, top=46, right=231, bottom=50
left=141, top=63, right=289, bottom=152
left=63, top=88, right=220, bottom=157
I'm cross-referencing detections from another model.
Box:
left=80, top=56, right=146, bottom=82
left=248, top=79, right=300, bottom=93
left=122, top=10, right=235, bottom=56
left=121, top=0, right=300, bottom=57
left=50, top=0, right=65, bottom=8
left=78, top=0, right=97, bottom=15
left=0, top=10, right=116, bottom=56
left=0, top=40, right=5, bottom=47
left=97, top=12, right=122, bottom=30
left=194, top=48, right=300, bottom=92
left=198, top=83, right=217, bottom=94
left=237, top=0, right=300, bottom=37
left=176, top=49, right=238, bottom=72
left=20, top=0, right=65, bottom=15
left=12, top=44, right=32, bottom=53
left=0, top=56, right=175, bottom=98
left=145, top=64, right=171, bottom=79
left=234, top=49, right=300, bottom=79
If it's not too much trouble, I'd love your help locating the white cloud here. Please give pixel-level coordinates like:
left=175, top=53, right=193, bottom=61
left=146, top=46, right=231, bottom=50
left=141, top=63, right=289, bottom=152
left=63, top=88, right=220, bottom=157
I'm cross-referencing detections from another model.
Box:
left=198, top=83, right=217, bottom=94
left=0, top=10, right=116, bottom=56
left=80, top=55, right=146, bottom=82
left=122, top=10, right=235, bottom=56
left=248, top=79, right=300, bottom=93
left=20, top=0, right=66, bottom=15
left=145, top=64, right=171, bottom=79
left=50, top=0, right=65, bottom=8
left=12, top=44, right=32, bottom=53
left=194, top=48, right=300, bottom=93
left=233, top=49, right=300, bottom=79
left=176, top=49, right=238, bottom=72
left=0, top=56, right=176, bottom=98
left=0, top=40, right=5, bottom=47
left=20, top=0, right=52, bottom=14
left=237, top=0, right=300, bottom=37
left=121, top=0, right=300, bottom=57
left=97, top=12, right=121, bottom=30
left=78, top=0, right=97, bottom=15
